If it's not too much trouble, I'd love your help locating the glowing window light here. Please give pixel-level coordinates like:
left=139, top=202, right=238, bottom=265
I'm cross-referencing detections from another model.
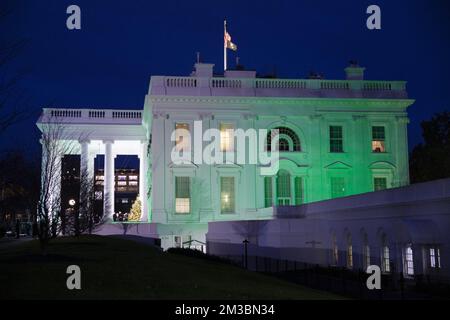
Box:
left=372, top=126, right=386, bottom=153
left=220, top=177, right=235, bottom=213
left=175, top=176, right=190, bottom=214
left=220, top=123, right=234, bottom=152
left=175, top=123, right=191, bottom=152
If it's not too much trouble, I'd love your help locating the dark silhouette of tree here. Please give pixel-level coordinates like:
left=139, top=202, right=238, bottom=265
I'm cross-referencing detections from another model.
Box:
left=0, top=151, right=40, bottom=229
left=410, top=112, right=450, bottom=183
left=0, top=1, right=33, bottom=137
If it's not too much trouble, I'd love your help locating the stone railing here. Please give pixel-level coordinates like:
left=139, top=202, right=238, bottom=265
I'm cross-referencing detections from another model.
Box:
left=150, top=76, right=408, bottom=99
left=38, top=108, right=142, bottom=124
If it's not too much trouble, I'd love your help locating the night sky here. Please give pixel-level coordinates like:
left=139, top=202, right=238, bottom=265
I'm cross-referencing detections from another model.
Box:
left=1, top=0, right=450, bottom=162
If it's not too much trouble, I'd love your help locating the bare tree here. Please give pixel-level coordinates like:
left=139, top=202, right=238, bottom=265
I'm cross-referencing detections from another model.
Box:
left=73, top=168, right=106, bottom=235
left=37, top=120, right=76, bottom=254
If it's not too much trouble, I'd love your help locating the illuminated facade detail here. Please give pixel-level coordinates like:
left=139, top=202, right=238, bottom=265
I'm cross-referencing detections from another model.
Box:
left=37, top=61, right=413, bottom=249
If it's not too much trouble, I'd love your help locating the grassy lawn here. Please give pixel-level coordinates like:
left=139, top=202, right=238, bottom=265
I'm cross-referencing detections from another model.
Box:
left=0, top=235, right=342, bottom=300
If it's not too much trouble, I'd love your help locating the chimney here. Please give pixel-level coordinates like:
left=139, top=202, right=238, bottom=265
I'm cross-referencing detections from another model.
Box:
left=345, top=60, right=365, bottom=80
left=192, top=63, right=214, bottom=78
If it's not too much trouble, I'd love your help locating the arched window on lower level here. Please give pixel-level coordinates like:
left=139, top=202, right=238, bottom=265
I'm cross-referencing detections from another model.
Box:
left=332, top=233, right=339, bottom=266
left=404, top=244, right=414, bottom=276
left=346, top=233, right=353, bottom=269
left=381, top=233, right=390, bottom=273
left=363, top=233, right=371, bottom=271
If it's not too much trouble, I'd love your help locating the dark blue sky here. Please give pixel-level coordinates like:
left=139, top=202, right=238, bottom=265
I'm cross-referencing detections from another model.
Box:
left=1, top=0, right=450, bottom=159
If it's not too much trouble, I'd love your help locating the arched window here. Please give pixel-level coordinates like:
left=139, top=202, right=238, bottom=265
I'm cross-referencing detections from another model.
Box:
left=363, top=233, right=370, bottom=271
left=267, top=127, right=301, bottom=152
left=332, top=233, right=339, bottom=266
left=346, top=233, right=353, bottom=269
left=404, top=244, right=414, bottom=276
left=278, top=138, right=290, bottom=151
left=276, top=170, right=291, bottom=205
left=381, top=233, right=390, bottom=273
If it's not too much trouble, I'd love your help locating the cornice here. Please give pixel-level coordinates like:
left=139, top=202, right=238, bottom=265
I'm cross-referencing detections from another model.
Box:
left=150, top=95, right=415, bottom=108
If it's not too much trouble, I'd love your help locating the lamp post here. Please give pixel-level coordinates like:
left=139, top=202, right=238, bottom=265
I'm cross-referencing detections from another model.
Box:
left=243, top=239, right=249, bottom=269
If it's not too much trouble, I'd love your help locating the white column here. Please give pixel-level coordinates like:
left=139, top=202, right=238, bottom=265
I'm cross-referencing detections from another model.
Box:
left=103, top=140, right=115, bottom=221
left=139, top=140, right=148, bottom=222
left=80, top=140, right=95, bottom=216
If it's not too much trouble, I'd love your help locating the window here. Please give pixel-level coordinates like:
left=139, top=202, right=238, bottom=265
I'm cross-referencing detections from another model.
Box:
left=220, top=123, right=234, bottom=152
left=372, top=126, right=386, bottom=153
left=373, top=177, right=387, bottom=191
left=346, top=234, right=353, bottom=269
left=175, top=176, right=190, bottom=214
left=220, top=177, right=235, bottom=213
left=117, top=181, right=127, bottom=186
left=430, top=248, right=436, bottom=268
left=363, top=234, right=370, bottom=270
left=364, top=245, right=371, bottom=270
left=174, top=236, right=182, bottom=248
left=128, top=175, right=138, bottom=180
left=429, top=247, right=441, bottom=270
left=405, top=245, right=414, bottom=276
left=175, top=123, right=191, bottom=152
left=294, top=177, right=304, bottom=205
left=276, top=170, right=291, bottom=205
left=264, top=177, right=273, bottom=207
left=347, top=245, right=353, bottom=269
left=329, top=126, right=343, bottom=153
left=278, top=138, right=290, bottom=151
left=332, top=235, right=339, bottom=265
left=381, top=246, right=391, bottom=273
left=118, top=175, right=127, bottom=181
left=330, top=177, right=346, bottom=199
left=128, top=181, right=138, bottom=186
left=267, top=127, right=301, bottom=152
left=437, top=248, right=441, bottom=268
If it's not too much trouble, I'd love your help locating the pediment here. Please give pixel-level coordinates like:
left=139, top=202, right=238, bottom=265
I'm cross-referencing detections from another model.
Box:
left=324, top=161, right=352, bottom=170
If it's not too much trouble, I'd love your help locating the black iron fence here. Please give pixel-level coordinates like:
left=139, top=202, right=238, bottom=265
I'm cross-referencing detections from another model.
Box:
left=221, top=254, right=450, bottom=300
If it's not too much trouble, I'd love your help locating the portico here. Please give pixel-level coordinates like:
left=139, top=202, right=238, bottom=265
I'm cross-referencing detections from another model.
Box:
left=37, top=108, right=149, bottom=222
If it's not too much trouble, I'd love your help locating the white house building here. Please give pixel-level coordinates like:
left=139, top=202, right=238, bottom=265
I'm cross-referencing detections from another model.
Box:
left=37, top=61, right=415, bottom=251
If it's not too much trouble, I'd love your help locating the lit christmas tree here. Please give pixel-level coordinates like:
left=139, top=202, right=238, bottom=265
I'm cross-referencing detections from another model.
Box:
left=128, top=196, right=142, bottom=221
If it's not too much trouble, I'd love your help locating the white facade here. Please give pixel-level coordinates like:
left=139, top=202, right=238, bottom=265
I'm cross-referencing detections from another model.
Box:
left=37, top=61, right=414, bottom=250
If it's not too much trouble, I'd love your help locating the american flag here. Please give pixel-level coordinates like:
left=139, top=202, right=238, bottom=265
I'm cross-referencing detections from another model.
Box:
left=224, top=31, right=237, bottom=51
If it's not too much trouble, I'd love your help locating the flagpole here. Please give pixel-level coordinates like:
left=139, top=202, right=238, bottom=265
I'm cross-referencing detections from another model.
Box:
left=224, top=19, right=227, bottom=72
